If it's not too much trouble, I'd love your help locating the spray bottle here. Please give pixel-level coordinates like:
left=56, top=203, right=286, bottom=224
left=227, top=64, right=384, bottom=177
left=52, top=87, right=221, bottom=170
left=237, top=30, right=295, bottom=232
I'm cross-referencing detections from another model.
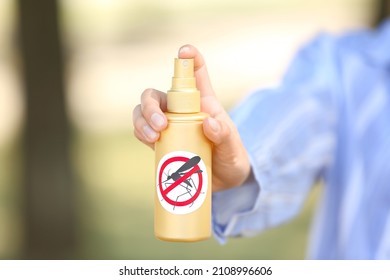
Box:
left=155, top=58, right=212, bottom=242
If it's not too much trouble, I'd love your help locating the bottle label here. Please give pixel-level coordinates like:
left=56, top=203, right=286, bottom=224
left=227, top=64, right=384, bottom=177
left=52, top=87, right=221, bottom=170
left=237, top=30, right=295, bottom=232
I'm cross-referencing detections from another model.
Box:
left=156, top=151, right=208, bottom=215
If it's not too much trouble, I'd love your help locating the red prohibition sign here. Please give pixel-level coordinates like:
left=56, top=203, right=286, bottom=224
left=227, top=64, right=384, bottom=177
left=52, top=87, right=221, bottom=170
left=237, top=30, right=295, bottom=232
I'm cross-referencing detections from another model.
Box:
left=158, top=156, right=203, bottom=207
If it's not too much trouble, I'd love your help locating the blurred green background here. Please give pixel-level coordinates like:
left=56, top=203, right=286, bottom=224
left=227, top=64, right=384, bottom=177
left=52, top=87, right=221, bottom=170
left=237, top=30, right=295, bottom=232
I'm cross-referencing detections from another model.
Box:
left=0, top=0, right=380, bottom=259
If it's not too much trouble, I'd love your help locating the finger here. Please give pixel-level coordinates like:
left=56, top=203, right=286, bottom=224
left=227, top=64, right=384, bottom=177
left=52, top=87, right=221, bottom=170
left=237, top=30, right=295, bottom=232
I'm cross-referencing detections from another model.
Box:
left=202, top=116, right=231, bottom=146
left=140, top=88, right=168, bottom=131
left=203, top=116, right=251, bottom=189
left=133, top=104, right=160, bottom=143
left=178, top=44, right=215, bottom=98
left=134, top=129, right=154, bottom=150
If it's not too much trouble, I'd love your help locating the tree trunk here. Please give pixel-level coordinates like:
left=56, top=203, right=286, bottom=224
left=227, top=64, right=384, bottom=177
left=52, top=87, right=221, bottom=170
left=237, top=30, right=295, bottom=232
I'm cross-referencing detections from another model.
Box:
left=17, top=0, right=76, bottom=259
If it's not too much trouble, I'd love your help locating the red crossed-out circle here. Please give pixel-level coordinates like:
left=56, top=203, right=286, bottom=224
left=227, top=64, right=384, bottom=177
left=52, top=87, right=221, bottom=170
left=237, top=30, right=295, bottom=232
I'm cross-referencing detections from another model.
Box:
left=158, top=156, right=203, bottom=207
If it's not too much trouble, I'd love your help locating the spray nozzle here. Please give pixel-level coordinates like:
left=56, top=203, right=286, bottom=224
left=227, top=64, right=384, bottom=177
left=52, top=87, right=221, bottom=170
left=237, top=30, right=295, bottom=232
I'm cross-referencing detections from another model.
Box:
left=170, top=58, right=197, bottom=90
left=174, top=59, right=193, bottom=78
left=167, top=58, right=200, bottom=113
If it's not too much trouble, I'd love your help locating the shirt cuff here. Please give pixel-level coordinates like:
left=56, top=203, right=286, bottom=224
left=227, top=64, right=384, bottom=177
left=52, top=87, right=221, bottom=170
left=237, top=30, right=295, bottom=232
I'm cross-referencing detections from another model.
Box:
left=212, top=169, right=260, bottom=244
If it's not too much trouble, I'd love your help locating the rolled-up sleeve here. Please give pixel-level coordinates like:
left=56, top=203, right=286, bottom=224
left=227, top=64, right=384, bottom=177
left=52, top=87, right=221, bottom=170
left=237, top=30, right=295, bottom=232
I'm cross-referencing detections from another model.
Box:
left=212, top=34, right=339, bottom=243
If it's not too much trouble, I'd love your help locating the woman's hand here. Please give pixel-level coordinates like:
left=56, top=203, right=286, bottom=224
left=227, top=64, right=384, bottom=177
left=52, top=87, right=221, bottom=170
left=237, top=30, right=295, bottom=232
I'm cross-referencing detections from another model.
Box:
left=132, top=44, right=250, bottom=191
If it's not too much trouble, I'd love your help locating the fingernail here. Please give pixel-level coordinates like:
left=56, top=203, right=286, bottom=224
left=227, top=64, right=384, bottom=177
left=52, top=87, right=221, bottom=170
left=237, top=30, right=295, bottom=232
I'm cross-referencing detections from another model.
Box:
left=143, top=125, right=157, bottom=140
left=151, top=113, right=166, bottom=129
left=208, top=117, right=220, bottom=133
left=179, top=46, right=190, bottom=54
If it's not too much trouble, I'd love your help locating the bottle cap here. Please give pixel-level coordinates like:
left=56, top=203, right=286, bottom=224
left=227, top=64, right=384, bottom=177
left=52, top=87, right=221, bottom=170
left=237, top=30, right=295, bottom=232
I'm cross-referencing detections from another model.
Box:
left=167, top=58, right=200, bottom=113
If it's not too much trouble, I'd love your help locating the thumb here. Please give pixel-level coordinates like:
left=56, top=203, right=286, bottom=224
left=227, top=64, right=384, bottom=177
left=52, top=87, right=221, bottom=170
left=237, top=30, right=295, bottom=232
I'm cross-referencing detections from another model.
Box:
left=178, top=44, right=215, bottom=98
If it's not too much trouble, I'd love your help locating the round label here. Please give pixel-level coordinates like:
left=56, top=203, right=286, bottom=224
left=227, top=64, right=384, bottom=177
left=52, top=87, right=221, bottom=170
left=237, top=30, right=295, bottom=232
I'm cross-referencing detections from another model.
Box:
left=156, top=151, right=208, bottom=215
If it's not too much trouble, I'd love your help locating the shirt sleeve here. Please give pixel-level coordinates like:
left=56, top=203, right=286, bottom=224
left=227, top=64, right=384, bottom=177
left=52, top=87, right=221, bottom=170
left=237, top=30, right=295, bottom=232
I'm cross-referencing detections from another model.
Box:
left=212, top=34, right=339, bottom=243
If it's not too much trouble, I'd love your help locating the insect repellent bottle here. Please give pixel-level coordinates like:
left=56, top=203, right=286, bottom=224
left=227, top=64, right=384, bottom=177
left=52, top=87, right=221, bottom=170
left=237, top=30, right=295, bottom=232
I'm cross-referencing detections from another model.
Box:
left=155, top=58, right=212, bottom=242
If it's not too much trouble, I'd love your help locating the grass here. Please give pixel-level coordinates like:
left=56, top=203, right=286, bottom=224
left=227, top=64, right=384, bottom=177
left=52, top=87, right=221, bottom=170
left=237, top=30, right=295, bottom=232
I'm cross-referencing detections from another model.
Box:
left=0, top=137, right=23, bottom=259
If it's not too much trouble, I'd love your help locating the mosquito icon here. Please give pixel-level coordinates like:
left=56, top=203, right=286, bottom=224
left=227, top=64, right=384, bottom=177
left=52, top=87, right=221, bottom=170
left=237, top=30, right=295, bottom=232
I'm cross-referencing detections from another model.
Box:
left=159, top=156, right=204, bottom=210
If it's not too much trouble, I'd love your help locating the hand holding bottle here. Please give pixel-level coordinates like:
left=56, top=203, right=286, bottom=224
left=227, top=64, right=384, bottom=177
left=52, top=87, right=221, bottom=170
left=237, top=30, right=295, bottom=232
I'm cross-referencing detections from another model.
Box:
left=132, top=44, right=251, bottom=192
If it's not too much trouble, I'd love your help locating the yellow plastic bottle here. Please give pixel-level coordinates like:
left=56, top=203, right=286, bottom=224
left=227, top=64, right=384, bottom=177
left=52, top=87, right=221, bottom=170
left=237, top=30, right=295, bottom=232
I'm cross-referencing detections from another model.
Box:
left=154, top=58, right=212, bottom=242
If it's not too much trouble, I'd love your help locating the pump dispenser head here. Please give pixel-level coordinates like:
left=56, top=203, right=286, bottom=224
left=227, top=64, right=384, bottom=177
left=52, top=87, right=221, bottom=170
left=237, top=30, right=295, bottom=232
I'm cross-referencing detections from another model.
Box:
left=167, top=58, right=200, bottom=113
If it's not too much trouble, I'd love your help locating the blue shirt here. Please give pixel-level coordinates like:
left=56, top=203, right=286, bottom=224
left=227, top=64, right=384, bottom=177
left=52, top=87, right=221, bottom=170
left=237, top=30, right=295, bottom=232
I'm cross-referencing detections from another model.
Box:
left=212, top=19, right=390, bottom=259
